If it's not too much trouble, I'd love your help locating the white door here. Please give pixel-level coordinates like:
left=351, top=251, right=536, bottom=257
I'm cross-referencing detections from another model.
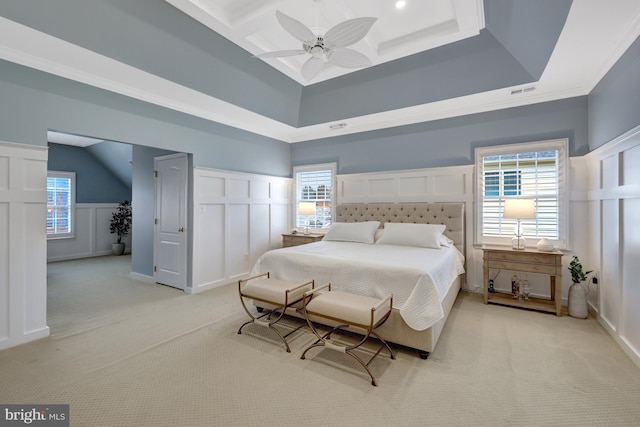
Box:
left=154, top=153, right=188, bottom=290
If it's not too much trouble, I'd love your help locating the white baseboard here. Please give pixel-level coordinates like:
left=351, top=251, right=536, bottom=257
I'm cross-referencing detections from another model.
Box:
left=598, top=314, right=640, bottom=370
left=0, top=326, right=50, bottom=351
left=188, top=280, right=231, bottom=294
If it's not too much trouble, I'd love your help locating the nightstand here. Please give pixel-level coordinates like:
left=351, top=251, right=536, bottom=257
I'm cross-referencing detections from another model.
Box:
left=482, top=245, right=563, bottom=316
left=282, top=233, right=323, bottom=248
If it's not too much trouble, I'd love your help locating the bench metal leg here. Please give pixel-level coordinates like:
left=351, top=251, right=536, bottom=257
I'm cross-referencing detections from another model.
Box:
left=300, top=322, right=395, bottom=386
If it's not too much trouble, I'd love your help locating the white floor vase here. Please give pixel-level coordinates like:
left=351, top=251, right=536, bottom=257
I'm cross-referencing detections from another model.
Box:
left=568, top=282, right=589, bottom=318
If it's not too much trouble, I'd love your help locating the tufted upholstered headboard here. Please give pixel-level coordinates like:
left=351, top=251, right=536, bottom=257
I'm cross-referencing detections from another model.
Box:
left=335, top=203, right=465, bottom=255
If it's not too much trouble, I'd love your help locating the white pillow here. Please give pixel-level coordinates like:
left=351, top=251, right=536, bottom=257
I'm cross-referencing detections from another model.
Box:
left=376, top=223, right=446, bottom=249
left=439, top=234, right=454, bottom=247
left=322, top=221, right=380, bottom=244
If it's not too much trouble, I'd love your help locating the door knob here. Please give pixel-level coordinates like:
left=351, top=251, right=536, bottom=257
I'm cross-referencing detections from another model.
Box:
left=178, top=227, right=184, bottom=232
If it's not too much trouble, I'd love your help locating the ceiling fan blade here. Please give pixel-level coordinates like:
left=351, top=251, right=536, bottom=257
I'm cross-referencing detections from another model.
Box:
left=301, top=56, right=324, bottom=81
left=276, top=10, right=316, bottom=44
left=253, top=50, right=307, bottom=59
left=324, top=17, right=377, bottom=49
left=327, top=48, right=372, bottom=69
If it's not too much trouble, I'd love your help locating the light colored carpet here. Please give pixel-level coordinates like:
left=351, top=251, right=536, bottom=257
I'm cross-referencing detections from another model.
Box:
left=1, top=255, right=639, bottom=426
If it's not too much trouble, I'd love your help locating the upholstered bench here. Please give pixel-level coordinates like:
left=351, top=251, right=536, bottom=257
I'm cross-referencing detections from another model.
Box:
left=300, top=283, right=395, bottom=386
left=238, top=272, right=314, bottom=352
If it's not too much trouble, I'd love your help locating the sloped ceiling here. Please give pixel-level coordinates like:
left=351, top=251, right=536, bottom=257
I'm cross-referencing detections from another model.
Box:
left=1, top=0, right=640, bottom=143
left=47, top=131, right=132, bottom=188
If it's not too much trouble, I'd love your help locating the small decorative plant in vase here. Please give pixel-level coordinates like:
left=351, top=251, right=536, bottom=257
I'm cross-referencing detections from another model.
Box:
left=110, top=200, right=132, bottom=255
left=568, top=255, right=593, bottom=319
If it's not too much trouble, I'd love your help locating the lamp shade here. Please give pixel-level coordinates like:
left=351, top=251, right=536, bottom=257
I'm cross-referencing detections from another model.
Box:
left=298, top=202, right=316, bottom=216
left=503, top=199, right=536, bottom=220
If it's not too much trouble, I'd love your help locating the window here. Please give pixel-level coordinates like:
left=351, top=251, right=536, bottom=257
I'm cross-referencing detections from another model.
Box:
left=475, top=139, right=568, bottom=247
left=47, top=171, right=75, bottom=239
left=293, top=163, right=336, bottom=230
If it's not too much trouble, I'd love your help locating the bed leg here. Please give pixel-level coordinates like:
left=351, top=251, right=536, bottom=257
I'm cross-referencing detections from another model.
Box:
left=418, top=350, right=430, bottom=360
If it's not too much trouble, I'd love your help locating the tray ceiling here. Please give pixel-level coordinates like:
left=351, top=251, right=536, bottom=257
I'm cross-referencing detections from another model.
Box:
left=166, top=0, right=485, bottom=85
left=0, top=1, right=639, bottom=143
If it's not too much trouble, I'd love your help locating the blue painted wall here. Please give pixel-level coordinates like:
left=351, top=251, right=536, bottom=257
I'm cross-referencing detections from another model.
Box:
left=0, top=59, right=291, bottom=178
left=47, top=143, right=131, bottom=203
left=291, top=97, right=588, bottom=174
left=588, top=35, right=640, bottom=150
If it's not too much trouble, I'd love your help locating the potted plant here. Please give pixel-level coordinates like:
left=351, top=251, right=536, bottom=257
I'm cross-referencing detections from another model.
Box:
left=110, top=200, right=132, bottom=256
left=567, top=255, right=593, bottom=318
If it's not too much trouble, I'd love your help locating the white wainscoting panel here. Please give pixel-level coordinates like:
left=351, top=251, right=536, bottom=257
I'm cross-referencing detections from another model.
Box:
left=228, top=204, right=250, bottom=279
left=586, top=124, right=640, bottom=368
left=195, top=203, right=226, bottom=287
left=600, top=199, right=621, bottom=331
left=338, top=165, right=471, bottom=204
left=622, top=198, right=640, bottom=355
left=192, top=167, right=291, bottom=293
left=47, top=204, right=132, bottom=262
left=337, top=165, right=477, bottom=288
left=0, top=141, right=49, bottom=350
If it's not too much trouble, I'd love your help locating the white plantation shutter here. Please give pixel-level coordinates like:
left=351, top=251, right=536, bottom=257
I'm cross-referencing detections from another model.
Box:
left=294, top=163, right=336, bottom=229
left=47, top=171, right=75, bottom=238
left=476, top=139, right=568, bottom=247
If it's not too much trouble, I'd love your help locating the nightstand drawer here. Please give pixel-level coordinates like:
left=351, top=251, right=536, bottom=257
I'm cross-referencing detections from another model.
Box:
left=486, top=250, right=561, bottom=266
left=282, top=234, right=323, bottom=247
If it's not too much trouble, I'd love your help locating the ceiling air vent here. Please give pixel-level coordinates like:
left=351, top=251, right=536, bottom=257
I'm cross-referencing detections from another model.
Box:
left=329, top=123, right=347, bottom=130
left=510, top=86, right=536, bottom=95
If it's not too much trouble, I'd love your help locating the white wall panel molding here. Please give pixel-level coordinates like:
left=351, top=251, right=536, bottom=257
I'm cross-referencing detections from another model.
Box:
left=0, top=141, right=49, bottom=350
left=191, top=167, right=291, bottom=294
left=337, top=165, right=474, bottom=204
left=46, top=204, right=132, bottom=262
left=337, top=165, right=479, bottom=290
left=584, top=123, right=640, bottom=369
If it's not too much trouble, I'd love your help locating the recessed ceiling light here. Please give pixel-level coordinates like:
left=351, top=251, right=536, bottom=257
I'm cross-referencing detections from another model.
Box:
left=396, top=1, right=407, bottom=9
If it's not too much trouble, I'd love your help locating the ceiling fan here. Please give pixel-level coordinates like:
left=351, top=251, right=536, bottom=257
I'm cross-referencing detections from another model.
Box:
left=254, top=2, right=377, bottom=81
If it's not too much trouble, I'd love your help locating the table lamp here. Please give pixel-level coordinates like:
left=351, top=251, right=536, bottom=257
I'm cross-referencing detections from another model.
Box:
left=298, top=202, right=316, bottom=235
left=503, top=199, right=536, bottom=250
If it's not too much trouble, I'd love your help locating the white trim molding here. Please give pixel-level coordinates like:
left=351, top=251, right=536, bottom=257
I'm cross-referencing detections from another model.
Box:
left=584, top=124, right=640, bottom=369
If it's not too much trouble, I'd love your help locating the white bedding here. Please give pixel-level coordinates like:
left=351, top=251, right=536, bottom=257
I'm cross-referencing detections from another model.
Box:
left=250, top=241, right=465, bottom=331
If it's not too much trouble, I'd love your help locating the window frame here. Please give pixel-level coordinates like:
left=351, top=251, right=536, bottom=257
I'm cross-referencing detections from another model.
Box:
left=292, top=163, right=336, bottom=232
left=474, top=139, right=569, bottom=248
left=47, top=170, right=76, bottom=240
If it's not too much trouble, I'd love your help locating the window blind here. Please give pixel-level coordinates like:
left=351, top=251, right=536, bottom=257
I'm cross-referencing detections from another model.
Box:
left=476, top=140, right=568, bottom=246
left=47, top=172, right=75, bottom=238
left=294, top=165, right=334, bottom=229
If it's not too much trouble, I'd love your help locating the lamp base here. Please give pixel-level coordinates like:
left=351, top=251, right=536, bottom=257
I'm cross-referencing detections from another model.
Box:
left=512, top=236, right=526, bottom=250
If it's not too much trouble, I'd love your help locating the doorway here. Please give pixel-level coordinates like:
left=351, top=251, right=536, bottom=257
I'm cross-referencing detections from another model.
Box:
left=153, top=153, right=188, bottom=290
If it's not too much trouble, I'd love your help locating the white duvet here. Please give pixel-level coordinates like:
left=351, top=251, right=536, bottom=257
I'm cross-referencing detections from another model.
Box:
left=250, top=241, right=465, bottom=331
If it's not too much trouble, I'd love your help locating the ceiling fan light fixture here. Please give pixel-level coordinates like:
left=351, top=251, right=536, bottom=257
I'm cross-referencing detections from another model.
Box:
left=310, top=46, right=324, bottom=58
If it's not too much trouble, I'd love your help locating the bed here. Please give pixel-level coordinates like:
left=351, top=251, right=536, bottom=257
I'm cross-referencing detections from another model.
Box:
left=250, top=202, right=465, bottom=358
